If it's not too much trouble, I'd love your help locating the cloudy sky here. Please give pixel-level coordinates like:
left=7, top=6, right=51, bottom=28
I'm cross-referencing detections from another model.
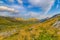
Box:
left=0, top=0, right=60, bottom=19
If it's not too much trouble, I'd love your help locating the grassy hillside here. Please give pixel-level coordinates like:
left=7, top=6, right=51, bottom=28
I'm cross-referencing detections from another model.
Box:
left=0, top=14, right=60, bottom=40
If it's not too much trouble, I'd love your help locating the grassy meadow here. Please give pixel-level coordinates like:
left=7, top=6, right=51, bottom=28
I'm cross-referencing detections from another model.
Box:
left=0, top=14, right=60, bottom=40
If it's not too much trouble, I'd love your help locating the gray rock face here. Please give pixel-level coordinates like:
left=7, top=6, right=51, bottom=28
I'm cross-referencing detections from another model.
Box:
left=0, top=29, right=18, bottom=38
left=53, top=21, right=60, bottom=28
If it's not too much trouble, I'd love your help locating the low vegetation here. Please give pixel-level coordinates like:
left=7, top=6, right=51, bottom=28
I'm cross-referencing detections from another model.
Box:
left=0, top=14, right=60, bottom=40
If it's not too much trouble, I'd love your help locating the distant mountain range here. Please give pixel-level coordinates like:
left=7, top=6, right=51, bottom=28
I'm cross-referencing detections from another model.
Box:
left=0, top=14, right=60, bottom=22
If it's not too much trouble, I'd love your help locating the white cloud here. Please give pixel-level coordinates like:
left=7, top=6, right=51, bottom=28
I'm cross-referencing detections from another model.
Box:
left=0, top=6, right=19, bottom=13
left=11, top=5, right=25, bottom=10
left=10, top=5, right=27, bottom=14
left=17, top=0, right=23, bottom=4
left=24, top=11, right=52, bottom=19
left=0, top=12, right=9, bottom=16
left=6, top=0, right=23, bottom=5
left=28, top=0, right=55, bottom=15
left=0, top=0, right=55, bottom=19
left=8, top=0, right=15, bottom=3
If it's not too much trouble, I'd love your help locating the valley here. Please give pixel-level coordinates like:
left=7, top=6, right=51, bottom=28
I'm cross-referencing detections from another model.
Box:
left=0, top=14, right=60, bottom=40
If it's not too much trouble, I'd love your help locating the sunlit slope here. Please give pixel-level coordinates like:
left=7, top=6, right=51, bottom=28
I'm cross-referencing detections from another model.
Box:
left=0, top=16, right=19, bottom=25
left=0, top=16, right=40, bottom=31
left=4, top=14, right=60, bottom=40
left=0, top=16, right=41, bottom=40
left=37, top=14, right=60, bottom=27
left=0, top=16, right=11, bottom=24
left=0, top=14, right=60, bottom=40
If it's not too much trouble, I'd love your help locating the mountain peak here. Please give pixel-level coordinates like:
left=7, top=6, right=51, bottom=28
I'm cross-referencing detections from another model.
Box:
left=53, top=14, right=60, bottom=17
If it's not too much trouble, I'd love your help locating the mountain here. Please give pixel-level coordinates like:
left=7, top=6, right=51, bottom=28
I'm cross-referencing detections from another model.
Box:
left=0, top=14, right=60, bottom=40
left=40, top=14, right=60, bottom=27
left=0, top=16, right=20, bottom=25
left=51, top=14, right=60, bottom=28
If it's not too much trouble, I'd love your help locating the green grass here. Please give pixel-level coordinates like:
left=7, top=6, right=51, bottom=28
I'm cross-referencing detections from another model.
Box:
left=0, top=15, right=60, bottom=40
